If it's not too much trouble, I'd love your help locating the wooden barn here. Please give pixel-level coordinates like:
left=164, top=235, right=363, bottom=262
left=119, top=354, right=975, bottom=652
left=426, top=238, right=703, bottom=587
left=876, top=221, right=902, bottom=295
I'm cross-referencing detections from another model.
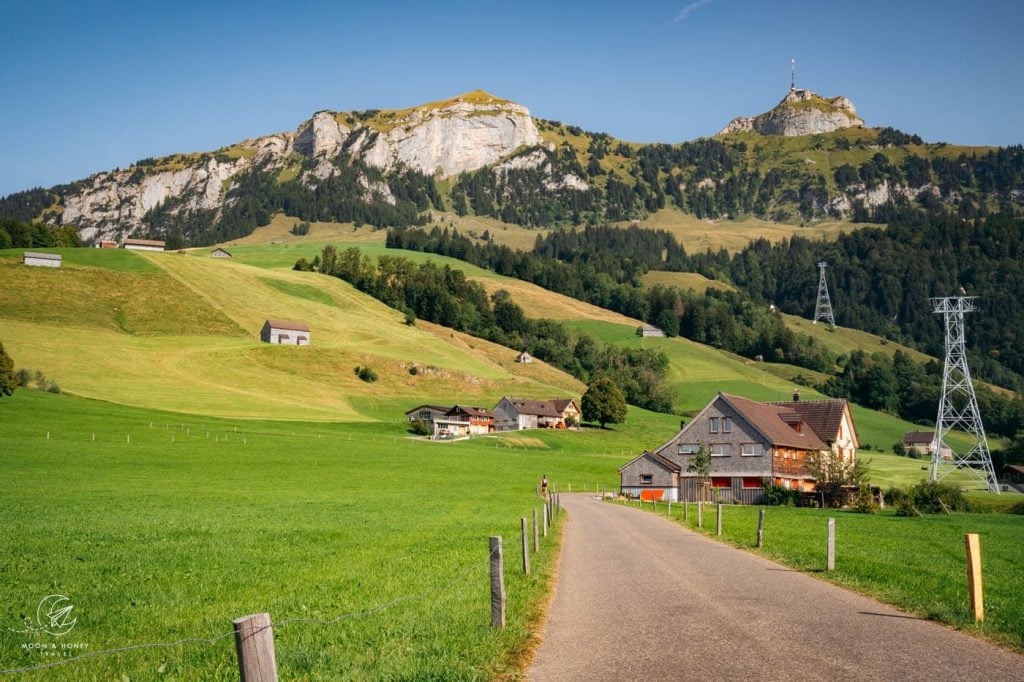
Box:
left=493, top=397, right=563, bottom=431
left=23, top=251, right=61, bottom=268
left=619, top=451, right=680, bottom=501
left=621, top=391, right=858, bottom=504
left=210, top=248, right=232, bottom=258
left=123, top=238, right=166, bottom=252
left=99, top=240, right=118, bottom=249
left=260, top=319, right=310, bottom=345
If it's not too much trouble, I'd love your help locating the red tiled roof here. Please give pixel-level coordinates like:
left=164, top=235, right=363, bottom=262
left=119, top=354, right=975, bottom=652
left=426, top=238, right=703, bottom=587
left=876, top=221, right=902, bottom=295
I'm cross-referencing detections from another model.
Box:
left=264, top=319, right=310, bottom=332
left=448, top=405, right=494, bottom=418
left=766, top=398, right=850, bottom=444
left=903, top=431, right=935, bottom=444
left=502, top=397, right=561, bottom=418
left=721, top=394, right=828, bottom=450
left=551, top=398, right=579, bottom=413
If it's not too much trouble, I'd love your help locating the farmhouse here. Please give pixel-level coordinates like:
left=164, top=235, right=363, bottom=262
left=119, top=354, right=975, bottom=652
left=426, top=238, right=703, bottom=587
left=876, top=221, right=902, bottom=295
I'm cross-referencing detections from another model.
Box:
left=404, top=404, right=452, bottom=430
left=515, top=351, right=534, bottom=364
left=23, top=252, right=61, bottom=268
left=123, top=238, right=166, bottom=252
left=903, top=431, right=952, bottom=459
left=446, top=405, right=494, bottom=435
left=210, top=248, right=232, bottom=258
left=99, top=240, right=118, bottom=249
left=639, top=324, right=665, bottom=337
left=493, top=397, right=564, bottom=431
left=620, top=390, right=858, bottom=503
left=551, top=398, right=581, bottom=428
left=260, top=319, right=310, bottom=345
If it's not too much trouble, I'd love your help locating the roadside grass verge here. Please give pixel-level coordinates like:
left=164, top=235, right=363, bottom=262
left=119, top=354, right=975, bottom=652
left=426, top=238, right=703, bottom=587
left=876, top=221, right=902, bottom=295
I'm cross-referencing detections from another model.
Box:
left=621, top=498, right=1024, bottom=652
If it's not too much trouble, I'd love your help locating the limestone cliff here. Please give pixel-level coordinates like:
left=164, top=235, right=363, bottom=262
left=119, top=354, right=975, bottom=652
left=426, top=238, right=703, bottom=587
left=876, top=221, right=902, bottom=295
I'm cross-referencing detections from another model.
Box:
left=45, top=91, right=556, bottom=242
left=720, top=88, right=864, bottom=136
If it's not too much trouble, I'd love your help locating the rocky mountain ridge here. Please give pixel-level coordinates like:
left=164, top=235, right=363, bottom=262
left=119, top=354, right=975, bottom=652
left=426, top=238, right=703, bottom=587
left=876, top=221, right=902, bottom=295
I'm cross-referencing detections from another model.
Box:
left=720, top=88, right=864, bottom=136
left=47, top=91, right=570, bottom=243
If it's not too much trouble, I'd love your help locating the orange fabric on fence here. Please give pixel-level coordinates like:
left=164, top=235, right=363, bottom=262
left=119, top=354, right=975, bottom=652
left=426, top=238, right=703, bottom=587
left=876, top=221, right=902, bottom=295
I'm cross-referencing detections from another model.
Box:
left=640, top=490, right=665, bottom=501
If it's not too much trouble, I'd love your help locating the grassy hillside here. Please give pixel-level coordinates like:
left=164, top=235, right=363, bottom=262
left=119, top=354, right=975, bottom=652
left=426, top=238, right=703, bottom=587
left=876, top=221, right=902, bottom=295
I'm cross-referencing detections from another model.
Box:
left=0, top=248, right=581, bottom=421
left=1, top=390, right=677, bottom=679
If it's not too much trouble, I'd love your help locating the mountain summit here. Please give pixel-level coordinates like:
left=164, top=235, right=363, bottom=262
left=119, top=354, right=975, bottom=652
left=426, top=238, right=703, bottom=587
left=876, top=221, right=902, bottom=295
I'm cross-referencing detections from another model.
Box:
left=719, top=87, right=864, bottom=136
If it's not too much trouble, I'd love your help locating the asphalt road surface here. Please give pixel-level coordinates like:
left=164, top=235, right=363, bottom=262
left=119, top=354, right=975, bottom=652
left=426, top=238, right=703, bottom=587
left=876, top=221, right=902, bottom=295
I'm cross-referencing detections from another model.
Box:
left=528, top=494, right=1024, bottom=681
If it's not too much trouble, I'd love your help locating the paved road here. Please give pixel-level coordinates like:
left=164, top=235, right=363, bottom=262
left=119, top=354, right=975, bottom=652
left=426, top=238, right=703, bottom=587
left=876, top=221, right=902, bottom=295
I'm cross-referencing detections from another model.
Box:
left=528, top=494, right=1024, bottom=681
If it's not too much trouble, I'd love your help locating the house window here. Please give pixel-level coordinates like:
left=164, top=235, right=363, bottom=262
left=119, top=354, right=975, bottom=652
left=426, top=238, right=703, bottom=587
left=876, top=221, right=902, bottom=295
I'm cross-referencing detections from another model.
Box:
left=640, top=474, right=653, bottom=485
left=709, top=417, right=719, bottom=433
left=722, top=417, right=732, bottom=433
left=710, top=444, right=730, bottom=456
left=742, top=477, right=763, bottom=488
left=711, top=476, right=731, bottom=488
left=741, top=443, right=763, bottom=456
left=678, top=443, right=700, bottom=455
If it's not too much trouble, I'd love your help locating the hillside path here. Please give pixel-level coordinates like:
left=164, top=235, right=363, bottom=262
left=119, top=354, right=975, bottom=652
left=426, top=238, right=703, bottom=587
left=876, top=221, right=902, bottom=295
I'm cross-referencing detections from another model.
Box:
left=528, top=494, right=1024, bottom=681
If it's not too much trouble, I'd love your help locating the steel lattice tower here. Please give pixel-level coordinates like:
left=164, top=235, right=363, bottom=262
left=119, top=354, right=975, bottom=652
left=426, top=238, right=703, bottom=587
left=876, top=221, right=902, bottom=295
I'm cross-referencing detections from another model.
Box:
left=813, top=261, right=835, bottom=327
left=929, top=296, right=999, bottom=493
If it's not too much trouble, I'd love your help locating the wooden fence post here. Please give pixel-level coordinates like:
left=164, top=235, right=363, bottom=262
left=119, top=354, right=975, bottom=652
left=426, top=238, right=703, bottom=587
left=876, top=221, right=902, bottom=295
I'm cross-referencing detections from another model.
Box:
left=826, top=518, right=836, bottom=571
left=490, top=536, right=505, bottom=628
left=716, top=504, right=723, bottom=536
left=233, top=612, right=278, bottom=682
left=697, top=501, right=703, bottom=528
left=533, top=509, right=539, bottom=553
left=668, top=500, right=672, bottom=516
left=521, top=518, right=531, bottom=575
left=543, top=504, right=548, bottom=537
left=684, top=501, right=689, bottom=523
left=964, top=533, right=984, bottom=621
left=756, top=508, right=765, bottom=548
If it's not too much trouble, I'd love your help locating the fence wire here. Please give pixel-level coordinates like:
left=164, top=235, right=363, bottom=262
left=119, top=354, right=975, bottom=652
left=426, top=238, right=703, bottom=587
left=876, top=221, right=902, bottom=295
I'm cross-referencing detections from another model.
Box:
left=0, top=545, right=497, bottom=676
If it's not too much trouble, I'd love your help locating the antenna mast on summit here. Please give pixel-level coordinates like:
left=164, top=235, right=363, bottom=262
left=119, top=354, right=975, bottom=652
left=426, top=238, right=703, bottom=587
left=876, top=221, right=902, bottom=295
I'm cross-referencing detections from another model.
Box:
left=930, top=296, right=999, bottom=493
left=791, top=59, right=796, bottom=91
left=813, top=261, right=834, bottom=328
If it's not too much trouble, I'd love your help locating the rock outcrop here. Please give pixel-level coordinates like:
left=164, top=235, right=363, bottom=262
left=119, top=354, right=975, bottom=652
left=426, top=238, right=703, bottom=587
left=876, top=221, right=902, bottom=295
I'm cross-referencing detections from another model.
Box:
left=46, top=91, right=553, bottom=242
left=720, top=88, right=864, bottom=137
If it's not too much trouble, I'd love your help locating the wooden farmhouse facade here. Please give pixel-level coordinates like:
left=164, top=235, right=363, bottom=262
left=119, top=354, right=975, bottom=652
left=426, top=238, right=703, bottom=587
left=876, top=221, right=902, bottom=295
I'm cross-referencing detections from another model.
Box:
left=551, top=398, right=581, bottom=428
left=493, top=397, right=570, bottom=431
left=903, top=431, right=952, bottom=459
left=446, top=405, right=494, bottom=435
left=404, top=404, right=451, bottom=430
left=123, top=238, right=166, bottom=252
left=260, top=319, right=310, bottom=345
left=23, top=251, right=61, bottom=268
left=620, top=392, right=859, bottom=503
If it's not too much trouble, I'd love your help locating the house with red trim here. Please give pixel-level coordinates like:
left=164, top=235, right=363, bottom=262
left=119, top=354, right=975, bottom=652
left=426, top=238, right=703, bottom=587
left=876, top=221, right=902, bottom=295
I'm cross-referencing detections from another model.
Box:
left=619, top=390, right=858, bottom=503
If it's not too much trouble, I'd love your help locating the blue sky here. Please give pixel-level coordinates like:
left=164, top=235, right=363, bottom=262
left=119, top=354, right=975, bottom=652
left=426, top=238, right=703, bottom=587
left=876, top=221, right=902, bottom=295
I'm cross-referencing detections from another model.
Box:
left=1, top=0, right=1022, bottom=197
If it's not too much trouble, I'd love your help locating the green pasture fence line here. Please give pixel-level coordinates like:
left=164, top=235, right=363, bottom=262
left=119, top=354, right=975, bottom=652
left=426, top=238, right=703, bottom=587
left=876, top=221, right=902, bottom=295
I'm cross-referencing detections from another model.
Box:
left=0, top=544, right=500, bottom=678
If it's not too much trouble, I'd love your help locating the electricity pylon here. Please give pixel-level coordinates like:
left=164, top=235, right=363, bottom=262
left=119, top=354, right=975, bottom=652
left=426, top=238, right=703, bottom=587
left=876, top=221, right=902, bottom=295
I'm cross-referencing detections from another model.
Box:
left=813, top=261, right=835, bottom=327
left=929, top=296, right=999, bottom=493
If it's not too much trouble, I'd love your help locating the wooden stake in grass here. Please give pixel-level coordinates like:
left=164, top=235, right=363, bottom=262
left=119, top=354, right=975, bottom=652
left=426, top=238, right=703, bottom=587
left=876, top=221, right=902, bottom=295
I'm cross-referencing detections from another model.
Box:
left=521, top=517, right=530, bottom=576
left=542, top=504, right=548, bottom=537
left=490, top=536, right=505, bottom=628
left=756, top=508, right=765, bottom=548
left=533, top=509, right=539, bottom=553
left=684, top=501, right=689, bottom=523
left=233, top=612, right=278, bottom=682
left=964, top=533, right=984, bottom=622
left=697, top=502, right=703, bottom=528
left=716, top=504, right=723, bottom=536
left=827, top=517, right=836, bottom=571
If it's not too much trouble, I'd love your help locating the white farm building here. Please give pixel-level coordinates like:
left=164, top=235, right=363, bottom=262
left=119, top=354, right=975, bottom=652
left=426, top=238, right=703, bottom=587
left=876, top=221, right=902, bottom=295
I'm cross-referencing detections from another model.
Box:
left=23, top=252, right=62, bottom=268
left=260, top=319, right=311, bottom=345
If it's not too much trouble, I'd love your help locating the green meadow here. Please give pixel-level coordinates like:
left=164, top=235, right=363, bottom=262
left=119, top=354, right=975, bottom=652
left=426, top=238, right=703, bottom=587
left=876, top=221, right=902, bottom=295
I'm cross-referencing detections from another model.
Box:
left=1, top=390, right=668, bottom=679
left=626, top=499, right=1024, bottom=652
